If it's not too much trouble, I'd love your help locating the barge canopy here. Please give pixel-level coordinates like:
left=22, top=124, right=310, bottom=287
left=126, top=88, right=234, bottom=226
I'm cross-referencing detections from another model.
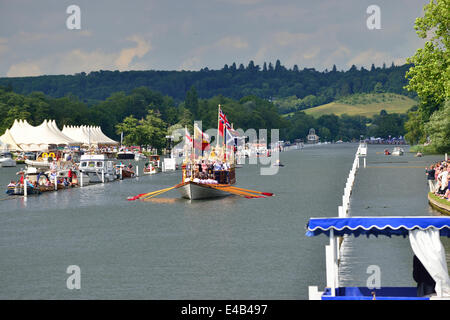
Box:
left=306, top=216, right=450, bottom=298
left=306, top=216, right=450, bottom=237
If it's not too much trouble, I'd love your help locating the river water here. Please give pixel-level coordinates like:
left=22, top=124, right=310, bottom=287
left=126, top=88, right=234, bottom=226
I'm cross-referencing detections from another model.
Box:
left=0, top=144, right=448, bottom=299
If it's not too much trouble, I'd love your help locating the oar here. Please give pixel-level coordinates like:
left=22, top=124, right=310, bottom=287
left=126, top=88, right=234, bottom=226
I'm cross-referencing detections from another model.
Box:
left=210, top=185, right=265, bottom=198
left=127, top=182, right=185, bottom=201
left=226, top=186, right=274, bottom=196
left=141, top=187, right=177, bottom=200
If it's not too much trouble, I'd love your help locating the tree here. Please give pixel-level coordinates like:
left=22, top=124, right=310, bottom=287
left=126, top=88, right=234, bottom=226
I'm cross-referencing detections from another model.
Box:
left=423, top=100, right=450, bottom=153
left=405, top=0, right=449, bottom=107
left=185, top=86, right=199, bottom=118
left=374, top=82, right=383, bottom=93
left=115, top=116, right=142, bottom=146
left=404, top=0, right=449, bottom=151
left=115, top=110, right=167, bottom=151
left=140, top=110, right=167, bottom=151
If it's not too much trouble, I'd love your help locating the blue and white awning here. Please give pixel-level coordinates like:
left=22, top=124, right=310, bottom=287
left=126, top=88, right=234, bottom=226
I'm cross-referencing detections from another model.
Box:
left=306, top=216, right=450, bottom=237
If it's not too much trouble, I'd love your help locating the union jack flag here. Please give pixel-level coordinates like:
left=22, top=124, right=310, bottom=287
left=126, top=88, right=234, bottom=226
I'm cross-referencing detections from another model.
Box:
left=219, top=109, right=231, bottom=128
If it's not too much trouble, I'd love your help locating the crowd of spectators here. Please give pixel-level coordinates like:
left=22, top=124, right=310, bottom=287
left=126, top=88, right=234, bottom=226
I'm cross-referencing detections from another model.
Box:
left=426, top=159, right=450, bottom=201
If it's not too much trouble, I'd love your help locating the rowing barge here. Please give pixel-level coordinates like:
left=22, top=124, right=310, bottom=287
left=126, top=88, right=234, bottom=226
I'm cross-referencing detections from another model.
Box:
left=177, top=182, right=231, bottom=200
left=127, top=105, right=273, bottom=202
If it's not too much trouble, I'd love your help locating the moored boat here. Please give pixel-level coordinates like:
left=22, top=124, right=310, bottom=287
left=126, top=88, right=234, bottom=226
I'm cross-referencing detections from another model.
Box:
left=79, top=153, right=117, bottom=183
left=0, top=151, right=17, bottom=167
left=143, top=163, right=157, bottom=175
left=391, top=147, right=404, bottom=156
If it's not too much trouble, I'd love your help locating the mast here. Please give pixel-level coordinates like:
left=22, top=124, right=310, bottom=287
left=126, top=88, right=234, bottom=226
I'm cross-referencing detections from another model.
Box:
left=216, top=104, right=221, bottom=149
left=184, top=126, right=188, bottom=163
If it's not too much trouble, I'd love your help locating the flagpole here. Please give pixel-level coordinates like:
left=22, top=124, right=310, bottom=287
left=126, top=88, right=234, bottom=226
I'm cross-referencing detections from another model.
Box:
left=216, top=104, right=221, bottom=149
left=184, top=126, right=188, bottom=163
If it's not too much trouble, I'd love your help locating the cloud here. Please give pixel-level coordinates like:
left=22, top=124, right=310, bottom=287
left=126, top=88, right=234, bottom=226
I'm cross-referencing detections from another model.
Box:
left=273, top=32, right=310, bottom=46
left=217, top=0, right=265, bottom=4
left=346, top=49, right=395, bottom=68
left=6, top=61, right=42, bottom=77
left=178, top=35, right=249, bottom=70
left=6, top=35, right=151, bottom=76
left=115, top=35, right=152, bottom=70
left=216, top=36, right=249, bottom=49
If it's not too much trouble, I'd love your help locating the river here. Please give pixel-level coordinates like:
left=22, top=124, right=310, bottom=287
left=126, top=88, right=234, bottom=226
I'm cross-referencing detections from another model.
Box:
left=0, top=143, right=448, bottom=299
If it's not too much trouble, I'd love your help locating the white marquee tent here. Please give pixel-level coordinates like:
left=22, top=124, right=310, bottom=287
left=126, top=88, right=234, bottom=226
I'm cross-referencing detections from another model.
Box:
left=62, top=125, right=118, bottom=146
left=0, top=119, right=83, bottom=151
left=0, top=128, right=22, bottom=151
left=0, top=119, right=117, bottom=151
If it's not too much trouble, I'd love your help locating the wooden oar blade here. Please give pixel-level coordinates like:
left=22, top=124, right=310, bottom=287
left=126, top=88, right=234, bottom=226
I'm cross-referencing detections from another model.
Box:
left=128, top=182, right=186, bottom=201
left=212, top=185, right=266, bottom=198
left=226, top=186, right=274, bottom=197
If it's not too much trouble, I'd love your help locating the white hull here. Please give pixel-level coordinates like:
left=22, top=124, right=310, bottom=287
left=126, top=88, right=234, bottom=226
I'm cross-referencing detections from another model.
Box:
left=391, top=148, right=404, bottom=156
left=83, top=171, right=117, bottom=183
left=0, top=159, right=16, bottom=167
left=134, top=154, right=147, bottom=161
left=143, top=169, right=157, bottom=175
left=177, top=182, right=230, bottom=200
left=25, top=159, right=51, bottom=168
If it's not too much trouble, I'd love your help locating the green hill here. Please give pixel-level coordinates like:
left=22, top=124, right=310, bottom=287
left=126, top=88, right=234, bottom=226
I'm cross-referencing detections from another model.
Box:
left=303, top=93, right=417, bottom=118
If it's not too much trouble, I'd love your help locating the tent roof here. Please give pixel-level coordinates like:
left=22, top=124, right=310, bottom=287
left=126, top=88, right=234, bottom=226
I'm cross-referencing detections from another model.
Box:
left=0, top=128, right=23, bottom=151
left=306, top=216, right=450, bottom=238
left=7, top=119, right=81, bottom=150
left=62, top=125, right=118, bottom=145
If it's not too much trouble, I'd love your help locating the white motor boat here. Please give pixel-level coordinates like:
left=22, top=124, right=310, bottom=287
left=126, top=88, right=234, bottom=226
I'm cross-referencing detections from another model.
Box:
left=79, top=154, right=117, bottom=183
left=0, top=151, right=17, bottom=167
left=143, top=164, right=157, bottom=175
left=391, top=147, right=404, bottom=156
left=24, top=159, right=51, bottom=168
left=117, top=150, right=135, bottom=160
left=134, top=153, right=147, bottom=161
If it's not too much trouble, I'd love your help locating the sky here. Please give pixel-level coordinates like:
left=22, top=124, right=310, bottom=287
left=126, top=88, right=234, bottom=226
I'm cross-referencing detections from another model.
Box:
left=0, top=0, right=429, bottom=77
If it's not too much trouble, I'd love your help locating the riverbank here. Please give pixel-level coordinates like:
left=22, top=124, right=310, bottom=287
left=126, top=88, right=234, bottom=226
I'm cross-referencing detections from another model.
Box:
left=428, top=192, right=450, bottom=215
left=409, top=144, right=446, bottom=155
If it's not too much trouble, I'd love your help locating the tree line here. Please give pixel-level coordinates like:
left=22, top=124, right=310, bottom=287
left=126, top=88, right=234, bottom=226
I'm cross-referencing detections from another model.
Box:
left=0, top=83, right=406, bottom=151
left=0, top=61, right=414, bottom=110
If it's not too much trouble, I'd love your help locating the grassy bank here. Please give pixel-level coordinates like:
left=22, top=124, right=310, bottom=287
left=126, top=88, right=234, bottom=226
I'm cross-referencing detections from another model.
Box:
left=409, top=144, right=441, bottom=154
left=428, top=192, right=450, bottom=215
left=303, top=93, right=416, bottom=118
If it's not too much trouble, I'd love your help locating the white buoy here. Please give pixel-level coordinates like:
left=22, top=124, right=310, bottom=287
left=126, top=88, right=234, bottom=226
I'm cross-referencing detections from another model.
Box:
left=363, top=157, right=366, bottom=168
left=136, top=165, right=139, bottom=177
left=80, top=171, right=84, bottom=187
left=54, top=175, right=57, bottom=191
left=120, top=166, right=123, bottom=180
left=24, top=179, right=28, bottom=197
left=102, top=169, right=105, bottom=183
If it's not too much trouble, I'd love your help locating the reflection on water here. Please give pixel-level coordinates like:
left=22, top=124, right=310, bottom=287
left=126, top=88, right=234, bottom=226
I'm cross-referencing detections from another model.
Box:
left=0, top=144, right=448, bottom=299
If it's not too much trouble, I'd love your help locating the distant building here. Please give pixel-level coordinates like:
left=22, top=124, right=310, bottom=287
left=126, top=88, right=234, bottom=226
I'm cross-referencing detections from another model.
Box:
left=307, top=128, right=319, bottom=144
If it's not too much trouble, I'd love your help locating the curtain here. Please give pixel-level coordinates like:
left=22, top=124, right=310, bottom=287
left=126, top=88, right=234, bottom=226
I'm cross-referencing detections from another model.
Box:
left=409, top=229, right=450, bottom=296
